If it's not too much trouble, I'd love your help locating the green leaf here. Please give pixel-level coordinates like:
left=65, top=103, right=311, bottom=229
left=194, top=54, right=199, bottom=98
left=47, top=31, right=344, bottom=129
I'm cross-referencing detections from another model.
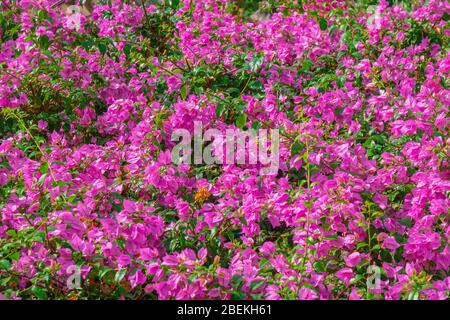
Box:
left=356, top=242, right=368, bottom=249
left=10, top=252, right=20, bottom=261
left=407, top=291, right=419, bottom=300
left=67, top=194, right=77, bottom=204
left=115, top=268, right=127, bottom=283
left=193, top=86, right=203, bottom=95
left=319, top=18, right=328, bottom=31
left=99, top=266, right=113, bottom=280
left=231, top=275, right=244, bottom=289
left=313, top=261, right=326, bottom=272
left=81, top=40, right=91, bottom=51
left=42, top=50, right=53, bottom=59
left=248, top=80, right=263, bottom=91
left=251, top=121, right=261, bottom=130
left=6, top=229, right=17, bottom=238
left=231, top=291, right=246, bottom=300
left=291, top=142, right=304, bottom=156
left=399, top=218, right=413, bottom=228
left=0, top=277, right=11, bottom=286
left=259, top=259, right=270, bottom=268
left=234, top=98, right=247, bottom=113
left=335, top=107, right=344, bottom=115
left=250, top=280, right=265, bottom=291
left=350, top=274, right=365, bottom=285
left=300, top=58, right=313, bottom=72
left=32, top=232, right=46, bottom=243
left=235, top=113, right=247, bottom=129
left=37, top=10, right=48, bottom=21
left=32, top=286, right=48, bottom=300
left=123, top=43, right=131, bottom=58
left=248, top=54, right=264, bottom=73
left=40, top=162, right=48, bottom=174
left=39, top=35, right=50, bottom=50
left=116, top=237, right=126, bottom=249
left=98, top=42, right=107, bottom=55
left=250, top=293, right=264, bottom=299
left=380, top=249, right=392, bottom=263
left=180, top=85, right=188, bottom=100
left=0, top=260, right=11, bottom=270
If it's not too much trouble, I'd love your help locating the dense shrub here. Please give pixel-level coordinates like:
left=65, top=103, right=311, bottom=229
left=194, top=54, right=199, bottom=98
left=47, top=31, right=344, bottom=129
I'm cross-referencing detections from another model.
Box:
left=0, top=0, right=449, bottom=299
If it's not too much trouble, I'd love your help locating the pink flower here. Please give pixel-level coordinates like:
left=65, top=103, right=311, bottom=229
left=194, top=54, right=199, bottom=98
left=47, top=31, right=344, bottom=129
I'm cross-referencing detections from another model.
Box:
left=298, top=288, right=318, bottom=300
left=208, top=288, right=221, bottom=298
left=37, top=120, right=48, bottom=131
left=166, top=75, right=182, bottom=92
left=383, top=236, right=400, bottom=252
left=129, top=270, right=146, bottom=288
left=265, top=285, right=281, bottom=300
left=117, top=255, right=131, bottom=268
left=123, top=200, right=137, bottom=213
left=349, top=288, right=363, bottom=300
left=198, top=248, right=207, bottom=261
left=373, top=193, right=388, bottom=210
left=162, top=255, right=179, bottom=267
left=336, top=268, right=354, bottom=285
left=345, top=252, right=363, bottom=267
left=138, top=248, right=157, bottom=261
left=260, top=242, right=276, bottom=256
left=176, top=200, right=190, bottom=220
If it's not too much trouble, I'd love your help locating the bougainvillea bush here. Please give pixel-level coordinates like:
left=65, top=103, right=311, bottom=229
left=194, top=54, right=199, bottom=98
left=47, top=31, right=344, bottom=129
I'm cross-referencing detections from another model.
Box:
left=0, top=0, right=449, bottom=300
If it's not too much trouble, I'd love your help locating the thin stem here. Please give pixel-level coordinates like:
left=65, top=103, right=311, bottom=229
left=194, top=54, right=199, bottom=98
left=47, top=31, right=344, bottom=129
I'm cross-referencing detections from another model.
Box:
left=140, top=0, right=151, bottom=27
left=11, top=112, right=67, bottom=202
left=302, top=140, right=311, bottom=268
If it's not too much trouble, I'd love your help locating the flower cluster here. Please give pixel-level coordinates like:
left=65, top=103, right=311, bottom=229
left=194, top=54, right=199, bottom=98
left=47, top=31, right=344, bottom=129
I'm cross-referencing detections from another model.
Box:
left=0, top=0, right=449, bottom=300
